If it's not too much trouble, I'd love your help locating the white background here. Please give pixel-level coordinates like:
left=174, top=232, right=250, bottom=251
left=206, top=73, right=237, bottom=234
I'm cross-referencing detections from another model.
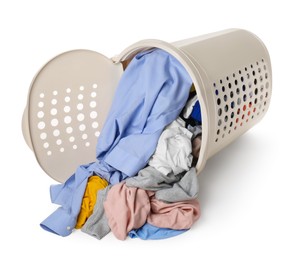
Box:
left=1, top=0, right=290, bottom=259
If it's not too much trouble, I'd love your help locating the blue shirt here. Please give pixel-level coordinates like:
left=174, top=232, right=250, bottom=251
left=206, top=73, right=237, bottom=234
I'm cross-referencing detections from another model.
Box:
left=128, top=223, right=188, bottom=240
left=40, top=49, right=192, bottom=236
left=40, top=163, right=95, bottom=236
left=94, top=49, right=193, bottom=184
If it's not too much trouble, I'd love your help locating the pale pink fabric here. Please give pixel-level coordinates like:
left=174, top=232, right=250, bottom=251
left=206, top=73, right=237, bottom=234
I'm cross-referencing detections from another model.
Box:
left=147, top=197, right=200, bottom=229
left=104, top=182, right=200, bottom=240
left=103, top=182, right=151, bottom=240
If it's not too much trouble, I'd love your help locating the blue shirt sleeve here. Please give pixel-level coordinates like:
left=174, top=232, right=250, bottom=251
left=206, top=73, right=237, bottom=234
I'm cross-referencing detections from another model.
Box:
left=40, top=163, right=95, bottom=236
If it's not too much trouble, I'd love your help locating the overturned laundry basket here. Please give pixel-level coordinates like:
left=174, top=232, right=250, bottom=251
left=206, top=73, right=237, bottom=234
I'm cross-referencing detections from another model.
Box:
left=22, top=28, right=272, bottom=183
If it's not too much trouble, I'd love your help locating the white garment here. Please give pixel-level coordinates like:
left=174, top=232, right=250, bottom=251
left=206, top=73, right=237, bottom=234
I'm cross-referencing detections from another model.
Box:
left=148, top=118, right=193, bottom=176
left=182, top=95, right=198, bottom=119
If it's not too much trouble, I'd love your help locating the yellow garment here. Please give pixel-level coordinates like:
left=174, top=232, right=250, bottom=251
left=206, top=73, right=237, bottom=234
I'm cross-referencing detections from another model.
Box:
left=75, top=176, right=108, bottom=229
left=190, top=84, right=195, bottom=93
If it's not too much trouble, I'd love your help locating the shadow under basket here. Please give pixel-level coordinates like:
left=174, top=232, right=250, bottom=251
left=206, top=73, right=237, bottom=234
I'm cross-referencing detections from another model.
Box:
left=22, top=28, right=272, bottom=183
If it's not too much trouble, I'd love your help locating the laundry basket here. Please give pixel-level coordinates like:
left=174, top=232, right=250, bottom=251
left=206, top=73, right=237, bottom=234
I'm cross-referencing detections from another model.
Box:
left=22, top=28, right=272, bottom=183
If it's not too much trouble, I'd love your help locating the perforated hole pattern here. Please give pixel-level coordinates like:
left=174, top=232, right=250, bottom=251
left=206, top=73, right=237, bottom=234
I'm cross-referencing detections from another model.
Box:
left=213, top=59, right=270, bottom=143
left=36, top=83, right=101, bottom=156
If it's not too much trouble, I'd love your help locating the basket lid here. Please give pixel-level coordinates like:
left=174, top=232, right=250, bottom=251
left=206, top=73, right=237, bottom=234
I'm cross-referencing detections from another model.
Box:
left=23, top=49, right=123, bottom=182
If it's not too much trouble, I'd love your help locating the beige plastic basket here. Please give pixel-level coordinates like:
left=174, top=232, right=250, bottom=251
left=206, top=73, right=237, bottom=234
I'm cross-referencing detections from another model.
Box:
left=22, top=28, right=272, bottom=183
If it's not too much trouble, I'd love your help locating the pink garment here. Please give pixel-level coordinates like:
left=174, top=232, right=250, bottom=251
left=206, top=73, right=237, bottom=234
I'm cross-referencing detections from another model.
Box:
left=148, top=197, right=200, bottom=229
left=103, top=182, right=152, bottom=240
left=104, top=182, right=200, bottom=240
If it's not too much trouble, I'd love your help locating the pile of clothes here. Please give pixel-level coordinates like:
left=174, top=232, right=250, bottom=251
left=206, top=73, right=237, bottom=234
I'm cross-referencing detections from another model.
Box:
left=40, top=49, right=203, bottom=240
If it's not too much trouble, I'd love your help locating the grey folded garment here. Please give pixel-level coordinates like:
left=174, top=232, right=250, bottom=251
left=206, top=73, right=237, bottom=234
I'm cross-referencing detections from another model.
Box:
left=126, top=165, right=199, bottom=203
left=155, top=167, right=198, bottom=203
left=81, top=186, right=111, bottom=240
left=125, top=166, right=183, bottom=191
left=188, top=125, right=202, bottom=139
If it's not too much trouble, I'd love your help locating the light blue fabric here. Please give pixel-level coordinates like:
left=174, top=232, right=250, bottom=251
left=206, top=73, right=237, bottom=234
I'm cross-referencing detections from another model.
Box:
left=128, top=223, right=188, bottom=240
left=40, top=163, right=96, bottom=236
left=40, top=49, right=192, bottom=236
left=94, top=49, right=193, bottom=184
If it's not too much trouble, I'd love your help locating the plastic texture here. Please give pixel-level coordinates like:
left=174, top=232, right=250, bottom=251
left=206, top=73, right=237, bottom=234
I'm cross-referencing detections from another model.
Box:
left=22, top=29, right=272, bottom=182
left=22, top=50, right=123, bottom=182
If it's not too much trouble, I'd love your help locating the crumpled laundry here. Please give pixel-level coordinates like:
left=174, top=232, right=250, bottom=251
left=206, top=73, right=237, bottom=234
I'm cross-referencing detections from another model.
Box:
left=125, top=166, right=183, bottom=191
left=183, top=93, right=201, bottom=123
left=103, top=182, right=200, bottom=240
left=39, top=48, right=193, bottom=237
left=81, top=186, right=111, bottom=240
left=155, top=167, right=198, bottom=203
left=75, top=176, right=108, bottom=229
left=188, top=124, right=202, bottom=139
left=180, top=91, right=202, bottom=131
left=94, top=49, right=193, bottom=184
left=40, top=163, right=96, bottom=236
left=147, top=197, right=200, bottom=230
left=148, top=117, right=193, bottom=176
left=103, top=182, right=152, bottom=240
left=126, top=166, right=198, bottom=203
left=128, top=223, right=188, bottom=240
